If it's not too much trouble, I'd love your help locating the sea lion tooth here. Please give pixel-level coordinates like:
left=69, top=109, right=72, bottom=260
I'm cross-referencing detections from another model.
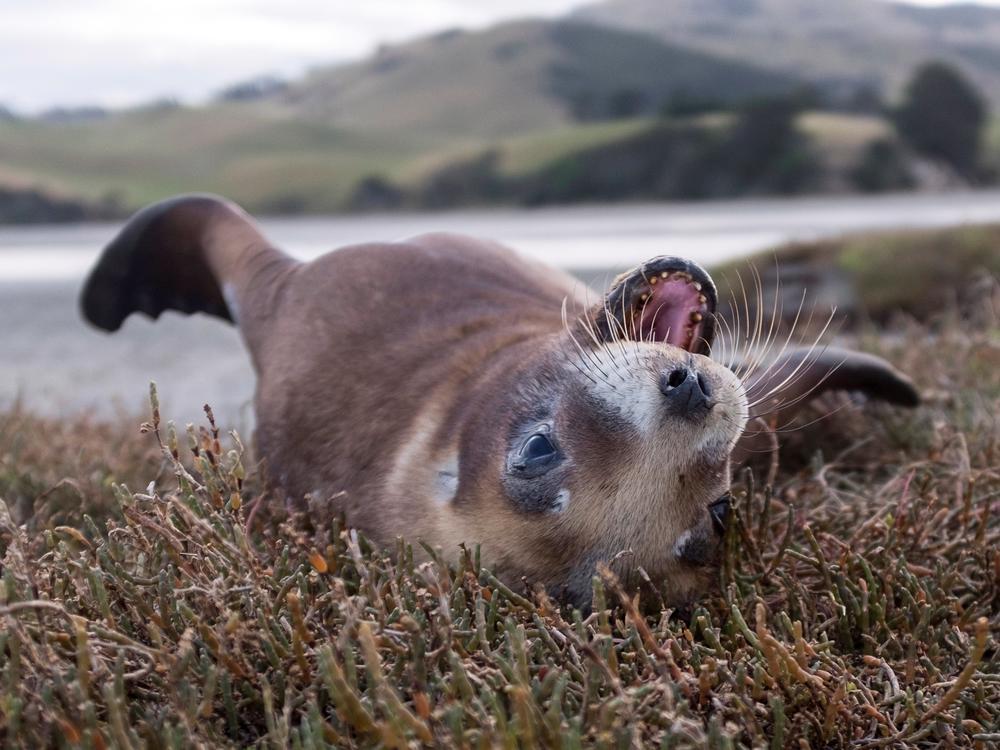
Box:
left=649, top=276, right=658, bottom=285
left=693, top=282, right=702, bottom=291
left=691, top=312, right=703, bottom=323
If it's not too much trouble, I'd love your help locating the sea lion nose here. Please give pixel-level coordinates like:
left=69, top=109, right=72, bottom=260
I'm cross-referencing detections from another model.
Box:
left=708, top=493, right=731, bottom=536
left=659, top=366, right=713, bottom=416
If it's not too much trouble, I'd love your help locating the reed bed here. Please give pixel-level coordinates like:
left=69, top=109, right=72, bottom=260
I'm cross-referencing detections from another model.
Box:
left=1, top=309, right=998, bottom=748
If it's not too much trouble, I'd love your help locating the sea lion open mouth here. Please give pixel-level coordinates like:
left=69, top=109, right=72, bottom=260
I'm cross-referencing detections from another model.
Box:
left=595, top=256, right=718, bottom=355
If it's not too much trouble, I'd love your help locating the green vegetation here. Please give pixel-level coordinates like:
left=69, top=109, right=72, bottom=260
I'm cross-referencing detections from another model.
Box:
left=1, top=230, right=999, bottom=746
left=2, top=101, right=910, bottom=221
left=577, top=0, right=1000, bottom=110
left=508, top=99, right=821, bottom=206
left=279, top=21, right=795, bottom=140
left=7, top=12, right=998, bottom=222
left=715, top=223, right=1000, bottom=324
left=0, top=186, right=120, bottom=223
left=895, top=62, right=989, bottom=177
left=0, top=104, right=427, bottom=214
left=985, top=118, right=1000, bottom=174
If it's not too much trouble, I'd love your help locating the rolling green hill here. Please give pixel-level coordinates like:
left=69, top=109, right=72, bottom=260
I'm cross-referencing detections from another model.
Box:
left=0, top=106, right=908, bottom=218
left=273, top=20, right=798, bottom=139
left=0, top=20, right=802, bottom=216
left=1, top=10, right=997, bottom=221
left=575, top=0, right=1000, bottom=108
left=0, top=104, right=423, bottom=211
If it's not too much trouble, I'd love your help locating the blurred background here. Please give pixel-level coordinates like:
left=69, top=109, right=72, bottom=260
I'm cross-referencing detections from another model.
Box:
left=2, top=0, right=999, bottom=425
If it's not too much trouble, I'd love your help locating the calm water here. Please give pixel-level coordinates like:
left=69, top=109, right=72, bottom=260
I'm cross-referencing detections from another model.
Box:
left=4, top=190, right=1000, bottom=423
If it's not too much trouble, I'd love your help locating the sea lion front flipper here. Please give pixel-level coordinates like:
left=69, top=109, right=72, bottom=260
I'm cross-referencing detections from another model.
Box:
left=733, top=346, right=920, bottom=458
left=80, top=194, right=298, bottom=355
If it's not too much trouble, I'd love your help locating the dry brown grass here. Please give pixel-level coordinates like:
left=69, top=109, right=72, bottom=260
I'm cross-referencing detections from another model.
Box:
left=1, top=303, right=998, bottom=747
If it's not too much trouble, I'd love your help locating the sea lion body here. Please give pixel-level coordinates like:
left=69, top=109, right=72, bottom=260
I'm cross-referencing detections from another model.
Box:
left=246, top=234, right=741, bottom=604
left=81, top=195, right=919, bottom=607
left=250, top=234, right=579, bottom=509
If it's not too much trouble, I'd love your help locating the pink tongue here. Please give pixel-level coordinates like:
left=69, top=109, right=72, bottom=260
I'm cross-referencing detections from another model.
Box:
left=638, top=279, right=705, bottom=349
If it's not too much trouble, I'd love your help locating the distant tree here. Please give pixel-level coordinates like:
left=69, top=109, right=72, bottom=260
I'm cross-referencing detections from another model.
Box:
left=348, top=176, right=406, bottom=212
left=850, top=139, right=915, bottom=193
left=417, top=151, right=505, bottom=208
left=38, top=107, right=108, bottom=124
left=607, top=88, right=647, bottom=119
left=0, top=187, right=95, bottom=223
left=723, top=96, right=821, bottom=192
left=844, top=83, right=885, bottom=115
left=894, top=61, right=986, bottom=176
left=214, top=75, right=287, bottom=103
left=660, top=90, right=722, bottom=117
left=132, top=97, right=180, bottom=114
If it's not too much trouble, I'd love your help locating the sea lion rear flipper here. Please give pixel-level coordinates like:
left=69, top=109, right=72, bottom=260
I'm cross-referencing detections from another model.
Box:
left=733, top=346, right=919, bottom=457
left=81, top=194, right=297, bottom=349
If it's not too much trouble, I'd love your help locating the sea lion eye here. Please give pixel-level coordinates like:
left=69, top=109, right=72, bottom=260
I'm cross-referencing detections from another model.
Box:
left=503, top=428, right=566, bottom=511
left=508, top=430, right=561, bottom=476
left=521, top=433, right=557, bottom=462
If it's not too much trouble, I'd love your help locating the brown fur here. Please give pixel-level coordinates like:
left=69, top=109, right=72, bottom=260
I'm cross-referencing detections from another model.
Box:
left=81, top=195, right=919, bottom=607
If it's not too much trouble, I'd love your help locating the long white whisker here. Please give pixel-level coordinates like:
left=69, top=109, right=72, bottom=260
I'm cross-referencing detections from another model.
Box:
left=748, top=311, right=847, bottom=407
left=562, top=297, right=614, bottom=384
left=578, top=288, right=625, bottom=380
left=748, top=354, right=850, bottom=416
left=747, top=307, right=840, bottom=409
left=741, top=288, right=807, bottom=394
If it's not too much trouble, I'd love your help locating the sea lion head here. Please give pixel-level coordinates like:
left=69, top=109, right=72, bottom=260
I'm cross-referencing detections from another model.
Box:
left=454, top=257, right=748, bottom=609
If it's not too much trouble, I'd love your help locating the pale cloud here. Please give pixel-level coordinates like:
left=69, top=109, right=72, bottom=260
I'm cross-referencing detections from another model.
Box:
left=2, top=0, right=997, bottom=112
left=0, top=0, right=583, bottom=112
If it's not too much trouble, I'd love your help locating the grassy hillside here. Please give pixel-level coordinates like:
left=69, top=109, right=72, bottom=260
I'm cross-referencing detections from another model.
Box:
left=276, top=20, right=796, bottom=139
left=2, top=229, right=998, bottom=746
left=0, top=19, right=807, bottom=218
left=0, top=104, right=427, bottom=212
left=576, top=0, right=1000, bottom=108
left=988, top=118, right=1000, bottom=172
left=0, top=107, right=911, bottom=217
left=4, top=9, right=1000, bottom=221
left=0, top=107, right=659, bottom=213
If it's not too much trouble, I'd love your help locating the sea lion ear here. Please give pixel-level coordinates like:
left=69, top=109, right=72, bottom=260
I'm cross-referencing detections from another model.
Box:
left=736, top=346, right=919, bottom=453
left=590, top=256, right=718, bottom=354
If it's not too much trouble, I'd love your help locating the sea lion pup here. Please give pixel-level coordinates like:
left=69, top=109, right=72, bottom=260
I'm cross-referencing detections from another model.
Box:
left=81, top=194, right=919, bottom=608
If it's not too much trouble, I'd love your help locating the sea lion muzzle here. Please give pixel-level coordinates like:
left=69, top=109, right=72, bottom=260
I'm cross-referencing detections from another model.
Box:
left=659, top=365, right=714, bottom=418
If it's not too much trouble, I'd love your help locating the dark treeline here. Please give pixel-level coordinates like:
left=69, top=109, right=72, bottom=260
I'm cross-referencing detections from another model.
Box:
left=3, top=59, right=994, bottom=222
left=349, top=60, right=994, bottom=212
left=0, top=188, right=123, bottom=225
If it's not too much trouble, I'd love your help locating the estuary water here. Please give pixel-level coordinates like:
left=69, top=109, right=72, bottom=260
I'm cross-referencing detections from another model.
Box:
left=3, top=190, right=1000, bottom=424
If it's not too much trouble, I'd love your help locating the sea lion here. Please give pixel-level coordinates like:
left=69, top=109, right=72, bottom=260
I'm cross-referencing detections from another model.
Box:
left=81, top=194, right=919, bottom=607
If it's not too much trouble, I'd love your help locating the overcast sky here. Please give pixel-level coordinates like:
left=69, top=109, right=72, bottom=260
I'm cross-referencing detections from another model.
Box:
left=3, top=0, right=997, bottom=113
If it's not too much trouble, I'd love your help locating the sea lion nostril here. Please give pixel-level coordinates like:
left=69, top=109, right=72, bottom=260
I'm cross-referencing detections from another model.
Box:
left=697, top=372, right=712, bottom=399
left=660, top=367, right=711, bottom=416
left=666, top=367, right=688, bottom=389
